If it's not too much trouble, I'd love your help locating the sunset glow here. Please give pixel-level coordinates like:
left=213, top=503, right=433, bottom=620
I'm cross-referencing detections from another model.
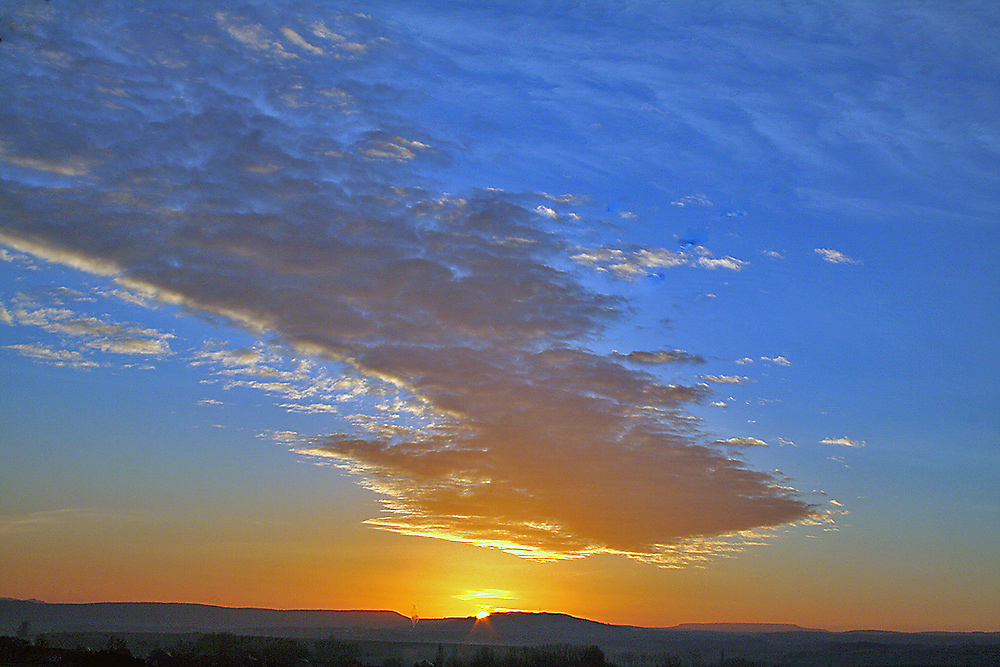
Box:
left=1, top=0, right=998, bottom=634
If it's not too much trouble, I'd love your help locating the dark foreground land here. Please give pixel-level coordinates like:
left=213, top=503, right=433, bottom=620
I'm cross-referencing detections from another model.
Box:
left=2, top=599, right=998, bottom=667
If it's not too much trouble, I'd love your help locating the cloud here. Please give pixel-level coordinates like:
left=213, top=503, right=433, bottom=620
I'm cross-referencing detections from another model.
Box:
left=87, top=336, right=171, bottom=355
left=814, top=248, right=860, bottom=264
left=357, top=132, right=432, bottom=161
left=713, top=437, right=768, bottom=447
left=699, top=374, right=753, bottom=385
left=4, top=295, right=174, bottom=358
left=191, top=343, right=378, bottom=408
left=761, top=355, right=791, bottom=366
left=613, top=349, right=705, bottom=365
left=454, top=589, right=517, bottom=601
left=279, top=402, right=340, bottom=414
left=5, top=343, right=98, bottom=368
left=280, top=27, right=326, bottom=56
left=821, top=436, right=867, bottom=447
left=0, top=0, right=816, bottom=564
left=670, top=194, right=713, bottom=207
left=0, top=509, right=82, bottom=537
left=215, top=11, right=297, bottom=60
left=571, top=245, right=746, bottom=279
left=0, top=148, right=93, bottom=177
left=697, top=256, right=747, bottom=271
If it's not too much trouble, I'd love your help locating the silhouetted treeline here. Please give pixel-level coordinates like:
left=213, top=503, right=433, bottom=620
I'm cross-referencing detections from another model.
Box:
left=0, top=635, right=622, bottom=667
left=434, top=644, right=607, bottom=667
left=1, top=634, right=144, bottom=667
left=6, top=628, right=998, bottom=667
left=612, top=653, right=773, bottom=667
left=0, top=633, right=342, bottom=667
left=147, top=634, right=314, bottom=667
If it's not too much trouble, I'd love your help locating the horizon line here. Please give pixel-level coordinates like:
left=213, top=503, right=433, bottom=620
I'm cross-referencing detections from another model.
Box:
left=6, top=597, right=998, bottom=634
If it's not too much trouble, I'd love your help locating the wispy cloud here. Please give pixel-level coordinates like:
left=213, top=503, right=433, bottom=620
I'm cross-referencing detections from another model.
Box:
left=454, top=589, right=517, bottom=601
left=191, top=342, right=379, bottom=411
left=2, top=293, right=175, bottom=361
left=821, top=436, right=867, bottom=447
left=814, top=248, right=860, bottom=264
left=699, top=374, right=753, bottom=385
left=0, top=509, right=82, bottom=537
left=713, top=437, right=768, bottom=447
left=5, top=343, right=98, bottom=368
left=670, top=195, right=713, bottom=207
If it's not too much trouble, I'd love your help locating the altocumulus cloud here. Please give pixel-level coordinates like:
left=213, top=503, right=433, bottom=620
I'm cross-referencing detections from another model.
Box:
left=0, top=0, right=814, bottom=564
left=699, top=374, right=753, bottom=385
left=571, top=245, right=747, bottom=278
left=821, top=436, right=867, bottom=447
left=713, top=437, right=768, bottom=448
left=2, top=291, right=175, bottom=362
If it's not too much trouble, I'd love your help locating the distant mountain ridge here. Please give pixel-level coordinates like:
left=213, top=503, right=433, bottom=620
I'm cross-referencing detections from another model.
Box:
left=670, top=622, right=809, bottom=633
left=5, top=599, right=805, bottom=637
left=0, top=598, right=411, bottom=635
left=4, top=599, right=1000, bottom=667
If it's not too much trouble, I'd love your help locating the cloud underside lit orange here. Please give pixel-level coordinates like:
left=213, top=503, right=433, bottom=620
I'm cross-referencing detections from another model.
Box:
left=297, top=347, right=812, bottom=563
left=0, top=189, right=813, bottom=564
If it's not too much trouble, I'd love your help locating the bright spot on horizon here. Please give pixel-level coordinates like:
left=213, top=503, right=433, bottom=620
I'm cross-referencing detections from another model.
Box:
left=476, top=610, right=490, bottom=620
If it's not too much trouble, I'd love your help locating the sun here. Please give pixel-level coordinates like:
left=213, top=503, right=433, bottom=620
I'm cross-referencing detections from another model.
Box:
left=476, top=610, right=490, bottom=620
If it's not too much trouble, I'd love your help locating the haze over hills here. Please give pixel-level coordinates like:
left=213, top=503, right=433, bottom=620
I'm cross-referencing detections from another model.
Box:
left=3, top=598, right=1000, bottom=667
left=669, top=624, right=809, bottom=633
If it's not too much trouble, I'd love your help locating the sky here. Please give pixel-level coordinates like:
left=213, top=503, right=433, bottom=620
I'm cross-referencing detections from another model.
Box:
left=1, top=0, right=998, bottom=633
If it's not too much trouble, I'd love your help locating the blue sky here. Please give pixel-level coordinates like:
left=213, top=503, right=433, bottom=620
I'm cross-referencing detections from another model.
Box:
left=1, top=0, right=998, bottom=630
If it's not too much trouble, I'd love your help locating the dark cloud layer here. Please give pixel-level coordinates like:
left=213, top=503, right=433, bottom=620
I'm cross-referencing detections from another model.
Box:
left=0, top=0, right=816, bottom=562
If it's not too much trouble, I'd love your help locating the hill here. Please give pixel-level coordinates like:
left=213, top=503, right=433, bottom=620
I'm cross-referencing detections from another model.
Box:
left=3, top=599, right=999, bottom=666
left=0, top=598, right=410, bottom=636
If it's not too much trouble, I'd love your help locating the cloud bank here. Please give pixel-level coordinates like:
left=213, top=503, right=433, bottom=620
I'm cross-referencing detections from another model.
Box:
left=0, top=0, right=815, bottom=563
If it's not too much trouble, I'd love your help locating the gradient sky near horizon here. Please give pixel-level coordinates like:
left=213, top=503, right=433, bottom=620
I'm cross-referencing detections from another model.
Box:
left=1, top=0, right=998, bottom=633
